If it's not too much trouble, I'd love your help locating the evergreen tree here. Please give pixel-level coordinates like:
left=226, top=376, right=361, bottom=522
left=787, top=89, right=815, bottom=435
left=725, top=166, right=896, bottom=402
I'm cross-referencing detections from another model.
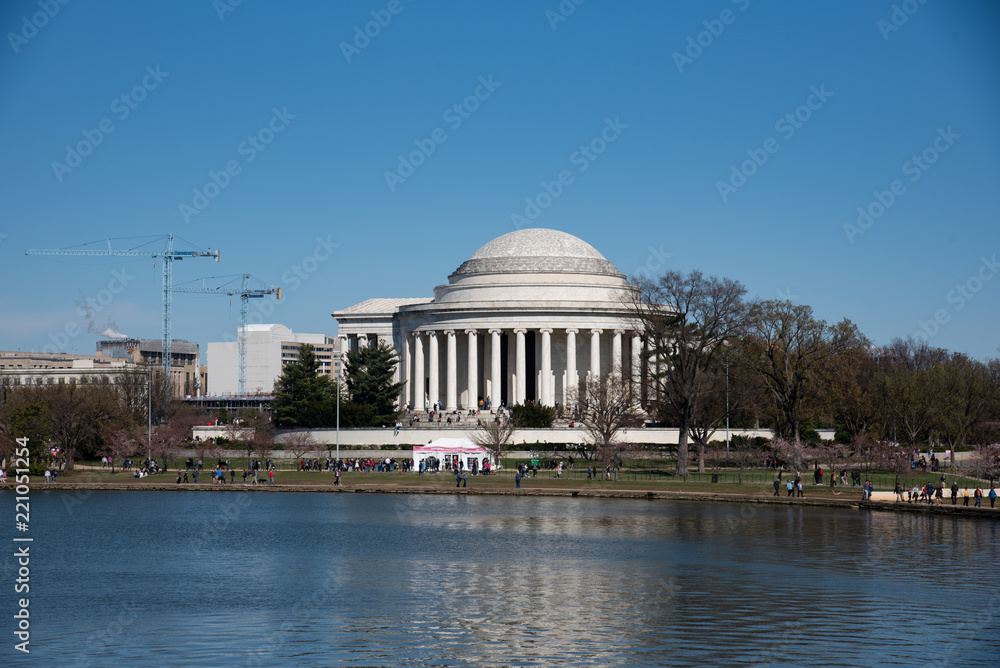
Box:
left=344, top=342, right=404, bottom=426
left=272, top=344, right=336, bottom=428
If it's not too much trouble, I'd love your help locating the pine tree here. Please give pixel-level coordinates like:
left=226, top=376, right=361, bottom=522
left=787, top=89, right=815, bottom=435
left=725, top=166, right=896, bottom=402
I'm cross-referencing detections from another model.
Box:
left=272, top=344, right=335, bottom=428
left=344, top=342, right=404, bottom=426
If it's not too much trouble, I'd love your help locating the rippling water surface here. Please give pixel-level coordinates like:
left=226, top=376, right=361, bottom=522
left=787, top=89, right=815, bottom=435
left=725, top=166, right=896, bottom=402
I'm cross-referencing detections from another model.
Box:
left=5, top=490, right=999, bottom=666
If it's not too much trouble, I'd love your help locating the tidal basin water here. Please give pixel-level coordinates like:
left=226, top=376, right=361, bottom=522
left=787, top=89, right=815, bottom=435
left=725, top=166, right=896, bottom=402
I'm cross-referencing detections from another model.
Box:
left=5, top=490, right=999, bottom=667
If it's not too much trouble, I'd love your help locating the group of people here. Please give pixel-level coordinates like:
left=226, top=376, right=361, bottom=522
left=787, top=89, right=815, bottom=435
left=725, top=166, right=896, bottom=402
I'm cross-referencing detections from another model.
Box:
left=903, top=480, right=997, bottom=507
left=773, top=477, right=806, bottom=497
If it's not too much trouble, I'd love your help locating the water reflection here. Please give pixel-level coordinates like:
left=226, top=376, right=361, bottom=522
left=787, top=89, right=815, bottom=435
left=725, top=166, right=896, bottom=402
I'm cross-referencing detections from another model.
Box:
left=11, top=490, right=1000, bottom=667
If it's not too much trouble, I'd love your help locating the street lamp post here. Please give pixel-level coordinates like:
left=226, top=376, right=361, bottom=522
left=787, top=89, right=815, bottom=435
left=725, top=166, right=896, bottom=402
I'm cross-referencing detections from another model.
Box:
left=147, top=365, right=152, bottom=465
left=336, top=354, right=340, bottom=466
left=725, top=354, right=730, bottom=454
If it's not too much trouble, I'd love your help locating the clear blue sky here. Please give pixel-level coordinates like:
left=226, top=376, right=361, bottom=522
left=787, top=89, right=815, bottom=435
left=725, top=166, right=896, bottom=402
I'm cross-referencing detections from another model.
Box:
left=2, top=0, right=998, bottom=361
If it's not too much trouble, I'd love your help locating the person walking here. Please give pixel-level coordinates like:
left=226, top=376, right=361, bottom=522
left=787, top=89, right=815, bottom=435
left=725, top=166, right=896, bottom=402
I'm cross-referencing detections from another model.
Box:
left=963, top=488, right=970, bottom=506
left=515, top=471, right=521, bottom=489
left=462, top=471, right=468, bottom=488
left=974, top=487, right=983, bottom=508
left=335, top=468, right=341, bottom=486
left=989, top=486, right=997, bottom=508
left=894, top=482, right=903, bottom=502
left=786, top=480, right=794, bottom=497
left=951, top=482, right=959, bottom=505
left=456, top=471, right=462, bottom=488
left=773, top=479, right=780, bottom=496
left=796, top=480, right=804, bottom=497
left=269, top=469, right=274, bottom=485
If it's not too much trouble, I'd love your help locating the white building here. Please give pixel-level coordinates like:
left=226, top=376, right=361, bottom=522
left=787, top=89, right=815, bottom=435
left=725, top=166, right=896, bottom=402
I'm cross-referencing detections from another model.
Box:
left=333, top=228, right=646, bottom=412
left=207, top=324, right=340, bottom=396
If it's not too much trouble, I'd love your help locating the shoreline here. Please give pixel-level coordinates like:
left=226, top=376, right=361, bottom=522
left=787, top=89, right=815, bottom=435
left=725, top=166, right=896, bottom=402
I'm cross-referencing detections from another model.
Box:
left=15, top=480, right=1000, bottom=519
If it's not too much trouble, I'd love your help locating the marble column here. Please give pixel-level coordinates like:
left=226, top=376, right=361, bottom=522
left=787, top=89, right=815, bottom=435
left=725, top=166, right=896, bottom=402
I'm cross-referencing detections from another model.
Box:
left=401, top=333, right=411, bottom=410
left=648, top=336, right=658, bottom=404
left=515, top=328, right=526, bottom=405
left=590, top=329, right=602, bottom=379
left=612, top=329, right=623, bottom=375
left=445, top=330, right=457, bottom=411
left=427, top=331, right=439, bottom=410
left=540, top=328, right=552, bottom=406
left=358, top=334, right=368, bottom=349
left=490, top=329, right=502, bottom=408
left=413, top=332, right=425, bottom=411
left=565, top=328, right=577, bottom=406
left=631, top=332, right=642, bottom=403
left=466, top=329, right=478, bottom=410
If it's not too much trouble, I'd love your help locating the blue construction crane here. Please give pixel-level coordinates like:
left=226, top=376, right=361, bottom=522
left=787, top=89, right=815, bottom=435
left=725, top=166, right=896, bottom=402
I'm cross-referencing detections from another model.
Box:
left=173, top=273, right=280, bottom=395
left=25, top=234, right=220, bottom=379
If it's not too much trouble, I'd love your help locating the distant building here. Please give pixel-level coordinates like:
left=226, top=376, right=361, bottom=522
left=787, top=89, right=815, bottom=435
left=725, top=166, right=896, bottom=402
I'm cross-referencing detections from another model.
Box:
left=0, top=351, right=134, bottom=388
left=95, top=338, right=206, bottom=398
left=206, top=324, right=340, bottom=396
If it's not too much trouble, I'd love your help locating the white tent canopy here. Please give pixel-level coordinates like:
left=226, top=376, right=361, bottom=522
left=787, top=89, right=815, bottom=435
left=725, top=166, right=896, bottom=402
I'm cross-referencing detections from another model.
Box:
left=413, top=438, right=495, bottom=472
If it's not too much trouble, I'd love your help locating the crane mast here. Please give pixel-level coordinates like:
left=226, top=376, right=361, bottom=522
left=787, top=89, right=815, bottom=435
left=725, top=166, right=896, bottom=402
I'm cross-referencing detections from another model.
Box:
left=173, top=273, right=280, bottom=395
left=26, top=234, right=220, bottom=387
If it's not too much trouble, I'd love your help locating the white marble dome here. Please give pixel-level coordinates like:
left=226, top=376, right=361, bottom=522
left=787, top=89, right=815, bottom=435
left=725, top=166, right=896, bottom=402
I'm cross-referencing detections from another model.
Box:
left=436, top=228, right=629, bottom=305
left=451, top=228, right=623, bottom=278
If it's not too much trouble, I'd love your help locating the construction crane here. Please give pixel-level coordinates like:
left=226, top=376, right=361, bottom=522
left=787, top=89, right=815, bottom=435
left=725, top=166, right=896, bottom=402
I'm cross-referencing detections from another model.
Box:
left=25, top=234, right=220, bottom=379
left=173, top=273, right=280, bottom=395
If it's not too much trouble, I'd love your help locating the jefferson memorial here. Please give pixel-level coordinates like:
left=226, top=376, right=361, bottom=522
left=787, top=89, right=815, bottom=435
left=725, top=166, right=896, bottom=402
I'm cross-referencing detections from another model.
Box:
left=332, top=228, right=647, bottom=412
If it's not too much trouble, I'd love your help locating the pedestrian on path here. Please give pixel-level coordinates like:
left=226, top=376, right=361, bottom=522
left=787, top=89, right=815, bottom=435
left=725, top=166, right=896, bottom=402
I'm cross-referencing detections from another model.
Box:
left=989, top=486, right=997, bottom=508
left=515, top=471, right=521, bottom=489
left=773, top=479, right=780, bottom=496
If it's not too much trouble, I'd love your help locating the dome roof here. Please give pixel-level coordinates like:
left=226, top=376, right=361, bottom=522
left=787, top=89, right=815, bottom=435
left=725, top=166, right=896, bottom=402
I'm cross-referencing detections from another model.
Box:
left=452, top=228, right=623, bottom=278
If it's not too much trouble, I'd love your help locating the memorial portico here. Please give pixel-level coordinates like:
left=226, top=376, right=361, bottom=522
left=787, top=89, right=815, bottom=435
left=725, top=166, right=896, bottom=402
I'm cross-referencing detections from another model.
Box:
left=333, top=229, right=650, bottom=412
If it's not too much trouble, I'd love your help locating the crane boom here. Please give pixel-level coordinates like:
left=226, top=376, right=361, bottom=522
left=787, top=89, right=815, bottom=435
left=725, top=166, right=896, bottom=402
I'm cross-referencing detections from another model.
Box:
left=26, top=233, right=220, bottom=384
left=173, top=273, right=280, bottom=395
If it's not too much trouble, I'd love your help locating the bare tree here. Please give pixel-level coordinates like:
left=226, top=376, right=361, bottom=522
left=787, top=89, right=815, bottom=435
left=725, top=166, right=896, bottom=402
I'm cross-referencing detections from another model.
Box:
left=100, top=425, right=139, bottom=473
left=468, top=415, right=518, bottom=464
left=741, top=300, right=864, bottom=444
left=225, top=420, right=255, bottom=468
left=968, top=443, right=1000, bottom=484
left=769, top=437, right=804, bottom=476
left=283, top=430, right=319, bottom=464
left=594, top=439, right=640, bottom=481
left=249, top=413, right=275, bottom=466
left=729, top=436, right=763, bottom=485
left=628, top=270, right=752, bottom=477
left=578, top=373, right=643, bottom=461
